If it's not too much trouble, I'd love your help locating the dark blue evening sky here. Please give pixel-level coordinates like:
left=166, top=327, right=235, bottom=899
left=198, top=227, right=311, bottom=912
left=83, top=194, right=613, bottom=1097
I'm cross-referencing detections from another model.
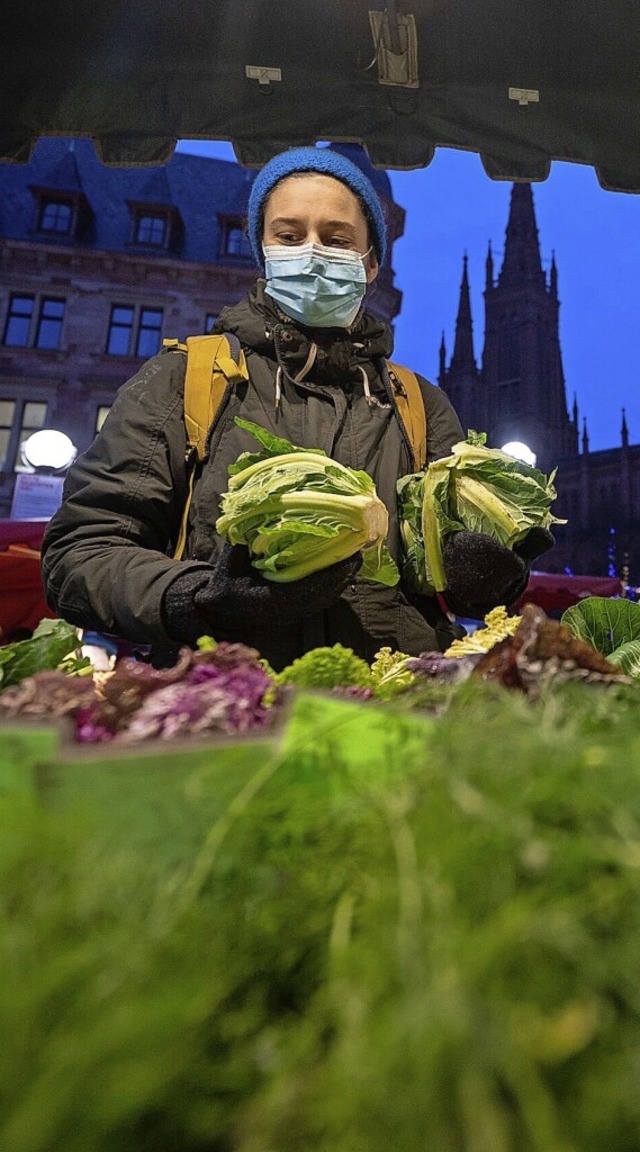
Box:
left=177, top=139, right=640, bottom=456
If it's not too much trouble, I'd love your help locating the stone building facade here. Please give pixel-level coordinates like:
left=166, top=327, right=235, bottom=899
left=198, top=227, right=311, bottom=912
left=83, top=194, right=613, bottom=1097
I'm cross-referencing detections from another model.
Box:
left=439, top=183, right=638, bottom=580
left=0, top=138, right=405, bottom=517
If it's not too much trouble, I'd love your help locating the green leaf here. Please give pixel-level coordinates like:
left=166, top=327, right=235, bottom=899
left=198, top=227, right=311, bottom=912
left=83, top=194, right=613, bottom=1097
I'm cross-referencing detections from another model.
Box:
left=607, top=638, right=640, bottom=678
left=562, top=596, right=640, bottom=663
left=229, top=417, right=327, bottom=475
left=0, top=619, right=79, bottom=689
left=359, top=545, right=400, bottom=587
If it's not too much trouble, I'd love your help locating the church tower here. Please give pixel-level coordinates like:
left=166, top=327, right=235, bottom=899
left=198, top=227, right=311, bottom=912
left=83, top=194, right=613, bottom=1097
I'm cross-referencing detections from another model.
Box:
left=437, top=253, right=484, bottom=434
left=481, top=182, right=577, bottom=471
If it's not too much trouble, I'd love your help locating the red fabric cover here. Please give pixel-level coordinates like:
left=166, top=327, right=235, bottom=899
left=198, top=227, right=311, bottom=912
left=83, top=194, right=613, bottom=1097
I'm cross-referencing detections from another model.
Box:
left=0, top=521, right=53, bottom=641
left=515, top=571, right=622, bottom=616
left=0, top=519, right=48, bottom=549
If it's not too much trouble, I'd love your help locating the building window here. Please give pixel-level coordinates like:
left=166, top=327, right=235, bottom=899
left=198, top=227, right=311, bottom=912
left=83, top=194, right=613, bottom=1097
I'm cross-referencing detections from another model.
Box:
left=35, top=298, right=65, bottom=350
left=204, top=313, right=217, bottom=334
left=106, top=304, right=163, bottom=357
left=135, top=309, right=163, bottom=358
left=496, top=379, right=521, bottom=418
left=0, top=398, right=47, bottom=472
left=219, top=217, right=252, bottom=259
left=106, top=306, right=134, bottom=355
left=38, top=199, right=73, bottom=235
left=0, top=399, right=16, bottom=470
left=498, top=317, right=520, bottom=382
left=3, top=295, right=34, bottom=346
left=128, top=203, right=179, bottom=251
left=135, top=214, right=167, bottom=246
left=2, top=295, right=65, bottom=350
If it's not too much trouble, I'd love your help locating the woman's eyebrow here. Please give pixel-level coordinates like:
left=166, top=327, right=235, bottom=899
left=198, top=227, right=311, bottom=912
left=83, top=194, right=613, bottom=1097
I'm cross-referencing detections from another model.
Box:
left=268, top=216, right=357, bottom=234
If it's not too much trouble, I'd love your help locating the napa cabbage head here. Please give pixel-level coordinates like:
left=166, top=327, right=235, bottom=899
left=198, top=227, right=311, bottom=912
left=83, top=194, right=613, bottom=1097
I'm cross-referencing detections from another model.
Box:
left=398, top=430, right=565, bottom=594
left=216, top=418, right=399, bottom=586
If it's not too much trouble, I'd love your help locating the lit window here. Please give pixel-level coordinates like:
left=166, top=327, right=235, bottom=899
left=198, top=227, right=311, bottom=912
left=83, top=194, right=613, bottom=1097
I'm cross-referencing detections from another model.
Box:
left=3, top=295, right=34, bottom=347
left=0, top=399, right=16, bottom=470
left=205, top=313, right=217, bottom=334
left=35, top=298, right=65, bottom=350
left=39, top=200, right=73, bottom=234
left=106, top=306, right=135, bottom=355
left=135, top=214, right=167, bottom=246
left=0, top=398, right=47, bottom=472
left=135, top=309, right=163, bottom=358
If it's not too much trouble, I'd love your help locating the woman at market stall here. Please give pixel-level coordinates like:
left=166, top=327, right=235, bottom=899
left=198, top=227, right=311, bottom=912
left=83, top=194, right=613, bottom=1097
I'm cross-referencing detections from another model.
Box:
left=41, top=146, right=553, bottom=669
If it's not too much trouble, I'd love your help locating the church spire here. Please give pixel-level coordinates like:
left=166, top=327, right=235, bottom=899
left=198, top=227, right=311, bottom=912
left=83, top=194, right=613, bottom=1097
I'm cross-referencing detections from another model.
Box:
left=450, top=253, right=476, bottom=373
left=499, top=182, right=544, bottom=289
left=582, top=417, right=590, bottom=455
left=550, top=250, right=558, bottom=298
left=439, top=330, right=447, bottom=380
left=622, top=407, right=629, bottom=448
left=485, top=240, right=494, bottom=290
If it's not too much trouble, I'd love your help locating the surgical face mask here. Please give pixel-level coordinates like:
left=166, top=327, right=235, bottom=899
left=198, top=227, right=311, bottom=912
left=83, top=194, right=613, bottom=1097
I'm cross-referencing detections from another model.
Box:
left=262, top=241, right=371, bottom=329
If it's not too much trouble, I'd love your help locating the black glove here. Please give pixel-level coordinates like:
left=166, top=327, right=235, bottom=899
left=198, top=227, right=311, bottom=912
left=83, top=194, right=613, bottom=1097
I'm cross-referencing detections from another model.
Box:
left=512, top=526, right=555, bottom=562
left=442, top=527, right=555, bottom=619
left=163, top=542, right=362, bottom=645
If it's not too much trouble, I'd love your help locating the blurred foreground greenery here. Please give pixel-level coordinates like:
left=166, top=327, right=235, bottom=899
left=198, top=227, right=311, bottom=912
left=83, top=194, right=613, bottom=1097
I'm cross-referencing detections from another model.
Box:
left=2, top=680, right=640, bottom=1152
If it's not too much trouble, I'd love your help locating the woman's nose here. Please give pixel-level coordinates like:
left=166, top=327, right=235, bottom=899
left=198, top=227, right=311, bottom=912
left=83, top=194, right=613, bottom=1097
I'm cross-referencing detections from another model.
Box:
left=304, top=229, right=323, bottom=246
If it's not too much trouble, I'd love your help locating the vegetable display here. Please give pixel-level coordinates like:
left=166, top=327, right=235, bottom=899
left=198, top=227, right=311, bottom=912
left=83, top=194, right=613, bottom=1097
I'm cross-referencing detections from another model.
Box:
left=398, top=430, right=565, bottom=593
left=1, top=596, right=636, bottom=745
left=2, top=622, right=640, bottom=1152
left=216, top=417, right=399, bottom=585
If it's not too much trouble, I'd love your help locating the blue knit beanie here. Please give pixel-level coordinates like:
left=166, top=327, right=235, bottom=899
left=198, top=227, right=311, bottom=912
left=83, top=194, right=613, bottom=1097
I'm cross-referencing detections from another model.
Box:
left=247, top=146, right=387, bottom=267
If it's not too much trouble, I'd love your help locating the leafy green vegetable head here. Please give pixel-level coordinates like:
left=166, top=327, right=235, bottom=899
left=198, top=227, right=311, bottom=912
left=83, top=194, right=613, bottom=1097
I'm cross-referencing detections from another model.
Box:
left=398, top=431, right=566, bottom=593
left=561, top=596, right=640, bottom=677
left=216, top=418, right=399, bottom=586
left=0, top=618, right=80, bottom=689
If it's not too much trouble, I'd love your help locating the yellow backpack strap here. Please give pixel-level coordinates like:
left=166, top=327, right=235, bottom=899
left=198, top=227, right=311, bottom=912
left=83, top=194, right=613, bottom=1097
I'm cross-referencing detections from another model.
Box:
left=182, top=333, right=249, bottom=462
left=163, top=333, right=249, bottom=559
left=386, top=360, right=428, bottom=472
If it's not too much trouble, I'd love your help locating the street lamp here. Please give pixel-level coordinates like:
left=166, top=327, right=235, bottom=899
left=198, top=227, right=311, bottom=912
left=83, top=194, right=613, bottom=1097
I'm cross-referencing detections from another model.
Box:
left=10, top=429, right=78, bottom=520
left=501, top=440, right=537, bottom=467
left=21, top=429, right=77, bottom=472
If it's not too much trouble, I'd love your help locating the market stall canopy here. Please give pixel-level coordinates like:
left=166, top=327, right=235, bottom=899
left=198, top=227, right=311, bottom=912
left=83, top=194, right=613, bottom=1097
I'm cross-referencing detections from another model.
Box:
left=2, top=1, right=639, bottom=190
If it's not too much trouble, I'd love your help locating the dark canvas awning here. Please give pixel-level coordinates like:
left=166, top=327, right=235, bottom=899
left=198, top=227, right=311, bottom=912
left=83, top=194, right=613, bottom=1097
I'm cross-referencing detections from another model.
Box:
left=2, top=1, right=640, bottom=190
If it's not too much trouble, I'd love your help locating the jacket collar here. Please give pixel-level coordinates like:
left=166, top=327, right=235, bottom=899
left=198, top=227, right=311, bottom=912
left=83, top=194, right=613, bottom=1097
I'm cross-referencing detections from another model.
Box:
left=216, top=281, right=393, bottom=388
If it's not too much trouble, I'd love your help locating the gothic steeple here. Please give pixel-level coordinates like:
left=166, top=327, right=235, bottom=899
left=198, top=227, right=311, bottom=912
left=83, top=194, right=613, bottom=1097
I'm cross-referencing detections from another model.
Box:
left=450, top=253, right=476, bottom=373
left=485, top=241, right=494, bottom=290
left=622, top=408, right=629, bottom=448
left=498, top=182, right=544, bottom=289
left=438, top=331, right=446, bottom=380
left=550, top=250, right=558, bottom=298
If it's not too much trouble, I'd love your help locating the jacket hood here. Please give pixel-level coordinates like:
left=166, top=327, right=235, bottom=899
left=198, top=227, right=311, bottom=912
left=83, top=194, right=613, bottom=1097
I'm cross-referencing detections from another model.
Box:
left=214, top=281, right=393, bottom=388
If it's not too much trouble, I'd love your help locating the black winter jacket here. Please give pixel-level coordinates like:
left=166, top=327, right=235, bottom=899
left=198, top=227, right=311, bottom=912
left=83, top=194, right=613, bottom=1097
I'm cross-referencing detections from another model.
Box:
left=42, top=283, right=464, bottom=667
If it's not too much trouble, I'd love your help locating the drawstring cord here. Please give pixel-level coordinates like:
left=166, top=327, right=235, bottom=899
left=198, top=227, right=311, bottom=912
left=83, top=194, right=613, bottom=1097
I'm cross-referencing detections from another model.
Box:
left=272, top=324, right=318, bottom=412
left=359, top=365, right=391, bottom=410
left=270, top=323, right=388, bottom=413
